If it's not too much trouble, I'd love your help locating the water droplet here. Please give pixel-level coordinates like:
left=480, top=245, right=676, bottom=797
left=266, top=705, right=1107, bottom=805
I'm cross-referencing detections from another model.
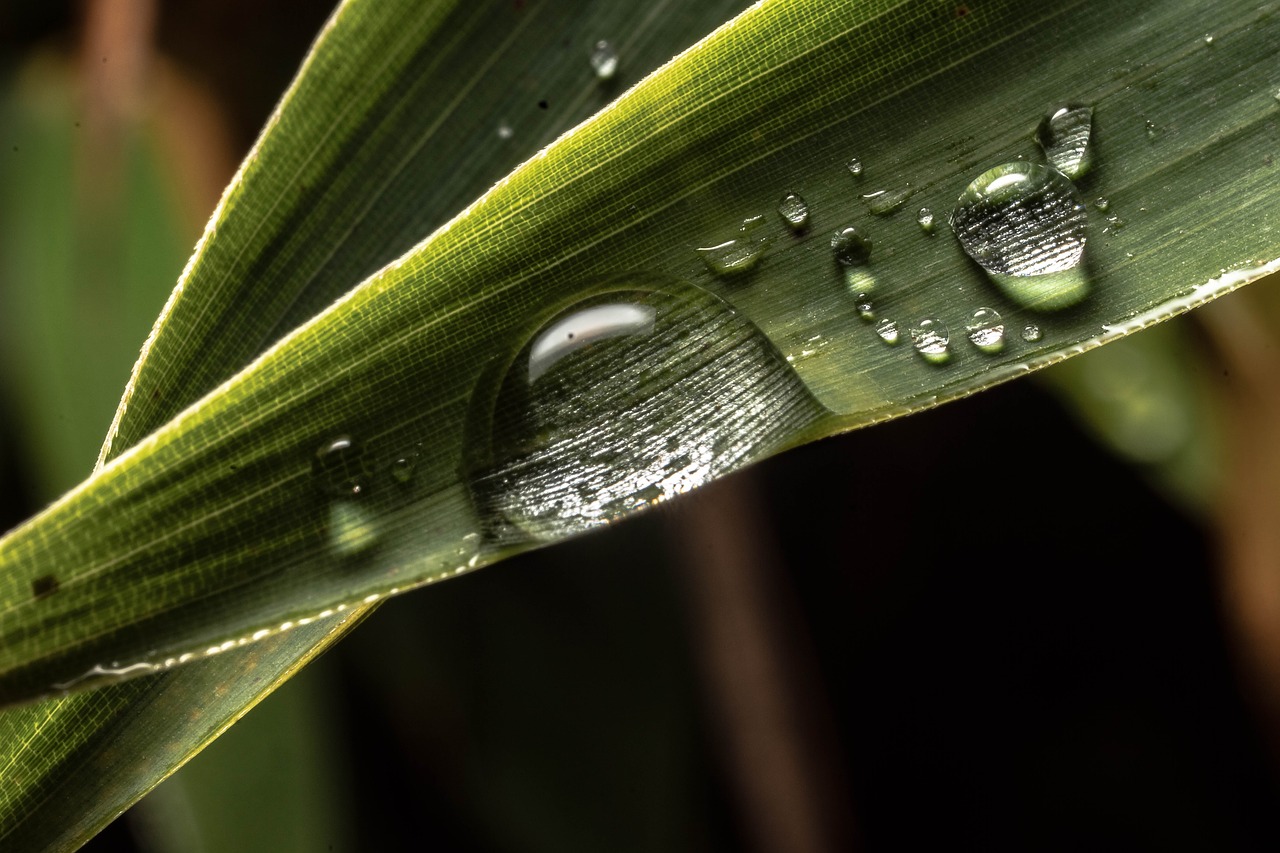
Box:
left=1144, top=119, right=1158, bottom=141
left=466, top=278, right=825, bottom=541
left=1093, top=197, right=1110, bottom=212
left=777, top=192, right=809, bottom=231
left=861, top=185, right=914, bottom=216
left=497, top=122, right=513, bottom=140
left=1035, top=103, right=1093, bottom=179
left=1203, top=34, right=1214, bottom=46
left=949, top=162, right=1089, bottom=310
left=313, top=436, right=371, bottom=497
left=875, top=318, right=900, bottom=345
left=909, top=317, right=950, bottom=364
left=846, top=157, right=864, bottom=177
left=329, top=501, right=380, bottom=557
left=1103, top=214, right=1126, bottom=232
left=830, top=226, right=872, bottom=266
left=1021, top=323, right=1043, bottom=342
left=856, top=300, right=876, bottom=322
left=916, top=207, right=936, bottom=233
left=697, top=217, right=768, bottom=276
left=589, top=40, right=618, bottom=80
left=965, top=307, right=1005, bottom=353
left=389, top=453, right=418, bottom=485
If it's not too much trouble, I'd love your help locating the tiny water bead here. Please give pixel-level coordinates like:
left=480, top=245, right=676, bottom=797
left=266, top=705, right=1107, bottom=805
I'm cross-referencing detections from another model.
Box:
left=909, top=317, right=950, bottom=363
left=856, top=300, right=876, bottom=322
left=949, top=162, right=1089, bottom=311
left=916, top=207, right=936, bottom=233
left=466, top=280, right=825, bottom=541
left=1035, top=103, right=1094, bottom=179
left=861, top=185, right=913, bottom=216
left=589, top=40, right=618, bottom=80
left=1094, top=197, right=1110, bottom=212
left=698, top=216, right=769, bottom=276
left=965, top=307, right=1005, bottom=354
left=313, top=435, right=371, bottom=497
left=497, top=122, right=514, bottom=140
left=846, top=157, right=864, bottom=177
left=777, top=192, right=809, bottom=231
left=875, top=318, right=900, bottom=345
left=389, top=452, right=419, bottom=485
left=1022, top=323, right=1043, bottom=342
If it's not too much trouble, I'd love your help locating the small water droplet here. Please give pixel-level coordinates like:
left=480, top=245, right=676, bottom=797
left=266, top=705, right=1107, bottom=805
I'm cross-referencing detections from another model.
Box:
left=1093, top=197, right=1110, bottom=212
left=830, top=226, right=872, bottom=266
left=875, top=318, right=900, bottom=346
left=1035, top=103, right=1093, bottom=179
left=467, top=279, right=825, bottom=541
left=856, top=301, right=876, bottom=322
left=1103, top=214, right=1127, bottom=233
left=949, top=162, right=1089, bottom=310
left=1021, top=323, right=1043, bottom=342
left=846, top=157, right=864, bottom=177
left=697, top=217, right=768, bottom=276
left=1203, top=34, right=1214, bottom=45
left=589, top=40, right=619, bottom=80
left=313, top=436, right=371, bottom=497
left=389, top=453, right=418, bottom=485
left=860, top=185, right=914, bottom=216
left=497, top=122, right=514, bottom=140
left=777, top=192, right=809, bottom=231
left=965, top=307, right=1005, bottom=353
left=916, top=207, right=936, bottom=233
left=909, top=317, right=950, bottom=364
left=1144, top=119, right=1158, bottom=141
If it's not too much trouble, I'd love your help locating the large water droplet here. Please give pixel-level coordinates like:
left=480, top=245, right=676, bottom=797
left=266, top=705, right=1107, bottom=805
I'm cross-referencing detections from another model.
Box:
left=965, top=307, right=1005, bottom=354
left=949, top=162, right=1089, bottom=311
left=698, top=216, right=768, bottom=276
left=313, top=436, right=371, bottom=497
left=1035, top=103, right=1094, bottom=179
left=830, top=226, right=872, bottom=266
left=909, top=317, right=950, bottom=364
left=777, top=192, right=809, bottom=231
left=589, top=40, right=619, bottom=80
left=861, top=185, right=913, bottom=216
left=466, top=279, right=825, bottom=541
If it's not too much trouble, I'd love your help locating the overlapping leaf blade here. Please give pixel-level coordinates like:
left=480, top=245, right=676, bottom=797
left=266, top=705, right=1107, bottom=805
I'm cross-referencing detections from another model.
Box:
left=0, top=0, right=749, bottom=848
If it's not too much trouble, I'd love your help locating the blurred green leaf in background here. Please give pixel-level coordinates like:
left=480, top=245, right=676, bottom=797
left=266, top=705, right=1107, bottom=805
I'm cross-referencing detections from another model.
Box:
left=1, top=0, right=1280, bottom=851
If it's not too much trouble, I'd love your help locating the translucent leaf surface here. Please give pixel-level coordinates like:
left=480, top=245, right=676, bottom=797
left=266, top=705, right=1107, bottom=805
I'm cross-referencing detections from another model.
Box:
left=1, top=0, right=1279, bottom=846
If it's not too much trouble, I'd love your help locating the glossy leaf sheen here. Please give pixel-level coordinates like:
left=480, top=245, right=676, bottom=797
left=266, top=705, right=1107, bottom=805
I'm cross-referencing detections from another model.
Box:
left=1, top=0, right=1279, bottom=844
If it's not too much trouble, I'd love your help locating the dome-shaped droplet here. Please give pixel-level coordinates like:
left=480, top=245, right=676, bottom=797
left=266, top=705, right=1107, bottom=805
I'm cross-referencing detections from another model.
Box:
left=1021, top=323, right=1043, bottom=342
left=909, top=317, right=950, bottom=364
left=1094, top=197, right=1110, bottom=212
left=389, top=452, right=419, bottom=485
left=861, top=185, right=913, bottom=216
left=466, top=279, right=825, bottom=541
left=856, top=300, right=876, bottom=322
left=1035, top=103, right=1094, bottom=179
left=875, top=318, right=900, bottom=345
left=916, top=207, right=935, bottom=233
left=698, top=216, right=768, bottom=276
left=965, top=307, right=1005, bottom=354
left=831, top=226, right=872, bottom=266
left=777, top=192, right=809, bottom=231
left=589, top=40, right=618, bottom=80
left=313, top=436, right=371, bottom=497
left=846, top=157, right=864, bottom=177
left=949, top=162, right=1089, bottom=311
